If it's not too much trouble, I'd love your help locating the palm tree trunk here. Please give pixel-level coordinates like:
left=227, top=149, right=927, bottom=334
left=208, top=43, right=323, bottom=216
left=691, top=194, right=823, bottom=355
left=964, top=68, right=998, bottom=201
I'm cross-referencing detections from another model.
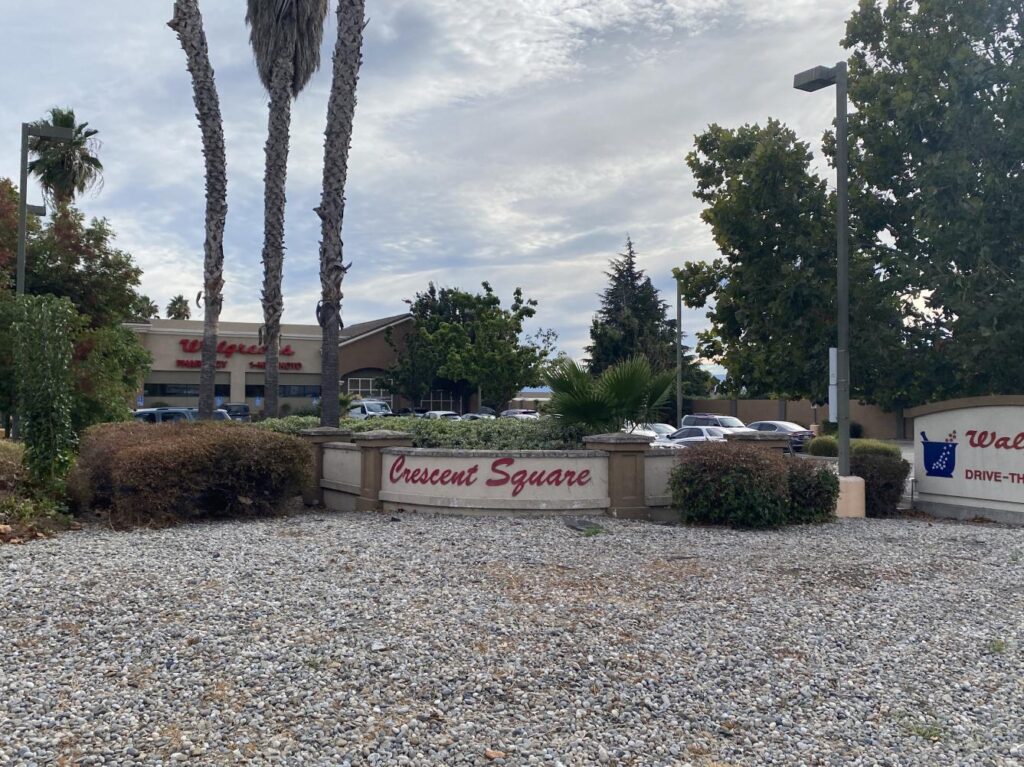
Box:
left=169, top=0, right=227, bottom=420
left=260, top=49, right=294, bottom=420
left=316, top=0, right=365, bottom=427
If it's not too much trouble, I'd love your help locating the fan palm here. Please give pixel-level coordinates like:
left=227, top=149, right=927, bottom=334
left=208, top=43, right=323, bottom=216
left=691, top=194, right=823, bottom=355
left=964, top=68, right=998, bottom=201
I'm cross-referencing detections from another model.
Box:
left=246, top=0, right=329, bottom=419
left=169, top=0, right=228, bottom=419
left=317, top=0, right=365, bottom=427
left=27, top=107, right=103, bottom=207
left=166, top=294, right=191, bottom=320
left=546, top=355, right=674, bottom=434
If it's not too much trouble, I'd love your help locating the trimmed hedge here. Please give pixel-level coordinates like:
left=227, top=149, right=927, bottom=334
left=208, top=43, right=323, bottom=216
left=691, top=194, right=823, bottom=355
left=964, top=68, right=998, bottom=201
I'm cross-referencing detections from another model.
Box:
left=851, top=453, right=911, bottom=518
left=788, top=459, right=841, bottom=524
left=255, top=415, right=587, bottom=450
left=68, top=421, right=311, bottom=527
left=807, top=436, right=901, bottom=458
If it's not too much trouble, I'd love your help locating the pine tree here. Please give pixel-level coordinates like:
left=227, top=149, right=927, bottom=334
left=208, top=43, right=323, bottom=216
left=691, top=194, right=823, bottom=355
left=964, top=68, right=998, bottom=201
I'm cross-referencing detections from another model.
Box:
left=586, top=238, right=676, bottom=374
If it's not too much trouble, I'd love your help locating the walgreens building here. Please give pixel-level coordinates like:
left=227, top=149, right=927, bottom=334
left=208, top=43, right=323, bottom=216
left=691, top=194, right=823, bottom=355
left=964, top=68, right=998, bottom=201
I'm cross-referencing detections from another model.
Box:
left=127, top=314, right=418, bottom=413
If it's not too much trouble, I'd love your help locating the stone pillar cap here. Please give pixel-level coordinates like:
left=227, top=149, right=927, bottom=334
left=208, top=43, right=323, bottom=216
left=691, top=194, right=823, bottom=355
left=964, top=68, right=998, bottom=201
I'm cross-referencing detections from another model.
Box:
left=583, top=432, right=654, bottom=449
left=352, top=430, right=414, bottom=442
left=299, top=427, right=353, bottom=437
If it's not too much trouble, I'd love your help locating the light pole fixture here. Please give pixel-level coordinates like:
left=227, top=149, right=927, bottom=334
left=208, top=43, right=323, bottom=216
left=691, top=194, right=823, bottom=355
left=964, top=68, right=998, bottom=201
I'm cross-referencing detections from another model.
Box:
left=794, top=61, right=851, bottom=476
left=675, top=276, right=683, bottom=428
left=17, top=122, right=74, bottom=295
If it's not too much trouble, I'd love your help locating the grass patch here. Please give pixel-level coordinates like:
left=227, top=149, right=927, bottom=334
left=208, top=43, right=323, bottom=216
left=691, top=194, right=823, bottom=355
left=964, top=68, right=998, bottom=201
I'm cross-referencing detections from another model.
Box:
left=906, top=722, right=943, bottom=741
left=986, top=638, right=1007, bottom=654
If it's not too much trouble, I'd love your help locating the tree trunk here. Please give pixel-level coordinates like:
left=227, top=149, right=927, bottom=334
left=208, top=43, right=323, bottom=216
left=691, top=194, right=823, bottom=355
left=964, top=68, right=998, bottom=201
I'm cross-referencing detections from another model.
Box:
left=316, top=0, right=365, bottom=427
left=169, top=0, right=227, bottom=420
left=260, top=49, right=294, bottom=419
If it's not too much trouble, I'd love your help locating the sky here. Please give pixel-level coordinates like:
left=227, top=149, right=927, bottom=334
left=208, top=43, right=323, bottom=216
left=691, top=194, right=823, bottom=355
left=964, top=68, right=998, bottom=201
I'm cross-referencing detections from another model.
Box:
left=1, top=0, right=856, bottom=361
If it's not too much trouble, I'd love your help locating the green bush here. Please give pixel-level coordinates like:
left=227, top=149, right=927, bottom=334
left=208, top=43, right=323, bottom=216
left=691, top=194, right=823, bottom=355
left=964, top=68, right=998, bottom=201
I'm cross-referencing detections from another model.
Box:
left=787, top=459, right=840, bottom=523
left=808, top=435, right=838, bottom=456
left=820, top=421, right=864, bottom=438
left=254, top=415, right=587, bottom=450
left=0, top=440, right=25, bottom=496
left=807, top=436, right=901, bottom=459
left=69, top=421, right=311, bottom=527
left=851, top=453, right=910, bottom=518
left=669, top=443, right=791, bottom=528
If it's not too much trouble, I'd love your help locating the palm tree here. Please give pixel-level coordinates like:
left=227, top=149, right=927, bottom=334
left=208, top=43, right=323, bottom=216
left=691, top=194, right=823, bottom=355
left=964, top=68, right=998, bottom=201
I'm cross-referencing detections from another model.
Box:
left=317, top=0, right=365, bottom=427
left=168, top=0, right=228, bottom=419
left=27, top=107, right=103, bottom=208
left=246, top=0, right=329, bottom=419
left=166, top=294, right=191, bottom=320
left=546, top=355, right=675, bottom=433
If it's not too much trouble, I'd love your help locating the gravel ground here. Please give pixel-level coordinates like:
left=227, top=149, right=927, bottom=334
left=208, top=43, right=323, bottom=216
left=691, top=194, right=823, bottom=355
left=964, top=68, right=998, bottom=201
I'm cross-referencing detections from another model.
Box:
left=2, top=510, right=1023, bottom=767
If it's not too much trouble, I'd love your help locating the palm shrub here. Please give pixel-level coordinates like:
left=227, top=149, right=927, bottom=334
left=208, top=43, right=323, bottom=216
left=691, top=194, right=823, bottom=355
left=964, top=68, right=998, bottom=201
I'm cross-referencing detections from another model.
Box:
left=546, top=355, right=674, bottom=433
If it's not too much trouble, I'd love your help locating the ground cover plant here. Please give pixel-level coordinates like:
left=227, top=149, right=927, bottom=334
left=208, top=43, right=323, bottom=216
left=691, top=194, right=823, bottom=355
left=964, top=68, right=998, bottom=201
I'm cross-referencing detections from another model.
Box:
left=256, top=414, right=587, bottom=450
left=0, top=440, right=74, bottom=543
left=69, top=421, right=310, bottom=528
left=807, top=436, right=910, bottom=517
left=669, top=442, right=838, bottom=528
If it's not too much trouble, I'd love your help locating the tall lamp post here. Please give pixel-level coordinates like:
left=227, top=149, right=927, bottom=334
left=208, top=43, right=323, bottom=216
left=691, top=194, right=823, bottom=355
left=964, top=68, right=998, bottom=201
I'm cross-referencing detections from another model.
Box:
left=675, top=277, right=683, bottom=428
left=17, top=122, right=75, bottom=294
left=794, top=61, right=851, bottom=477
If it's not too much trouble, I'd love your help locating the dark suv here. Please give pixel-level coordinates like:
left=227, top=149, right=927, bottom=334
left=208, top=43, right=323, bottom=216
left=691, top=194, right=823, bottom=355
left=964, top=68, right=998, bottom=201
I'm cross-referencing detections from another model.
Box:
left=222, top=403, right=252, bottom=422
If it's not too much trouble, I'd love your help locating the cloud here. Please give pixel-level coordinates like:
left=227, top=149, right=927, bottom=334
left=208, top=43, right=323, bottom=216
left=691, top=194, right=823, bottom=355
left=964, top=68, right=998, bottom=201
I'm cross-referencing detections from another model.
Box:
left=0, top=0, right=855, bottom=361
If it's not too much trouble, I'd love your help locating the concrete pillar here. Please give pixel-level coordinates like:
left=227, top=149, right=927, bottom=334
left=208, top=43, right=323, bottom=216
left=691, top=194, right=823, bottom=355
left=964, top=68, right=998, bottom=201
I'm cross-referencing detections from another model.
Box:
left=724, top=431, right=792, bottom=453
left=837, top=476, right=866, bottom=518
left=583, top=433, right=652, bottom=520
left=353, top=430, right=414, bottom=512
left=299, top=427, right=353, bottom=506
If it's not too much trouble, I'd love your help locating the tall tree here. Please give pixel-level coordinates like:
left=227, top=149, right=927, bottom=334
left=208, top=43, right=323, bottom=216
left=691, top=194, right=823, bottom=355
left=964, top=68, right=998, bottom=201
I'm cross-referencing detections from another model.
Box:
left=166, top=294, right=191, bottom=320
left=843, top=0, right=1024, bottom=397
left=587, top=237, right=677, bottom=374
left=169, top=0, right=228, bottom=420
left=26, top=107, right=103, bottom=207
left=316, top=0, right=365, bottom=427
left=246, top=0, right=329, bottom=419
left=387, top=283, right=552, bottom=411
left=679, top=120, right=917, bottom=408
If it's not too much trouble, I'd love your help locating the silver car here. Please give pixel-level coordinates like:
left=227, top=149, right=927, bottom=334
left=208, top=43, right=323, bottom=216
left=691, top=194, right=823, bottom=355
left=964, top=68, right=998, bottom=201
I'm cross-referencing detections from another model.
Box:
left=667, top=425, right=728, bottom=444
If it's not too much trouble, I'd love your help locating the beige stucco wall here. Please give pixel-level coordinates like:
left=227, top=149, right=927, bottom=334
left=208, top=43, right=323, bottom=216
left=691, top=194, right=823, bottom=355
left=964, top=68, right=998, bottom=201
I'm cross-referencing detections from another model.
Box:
left=688, top=398, right=903, bottom=439
left=644, top=451, right=681, bottom=507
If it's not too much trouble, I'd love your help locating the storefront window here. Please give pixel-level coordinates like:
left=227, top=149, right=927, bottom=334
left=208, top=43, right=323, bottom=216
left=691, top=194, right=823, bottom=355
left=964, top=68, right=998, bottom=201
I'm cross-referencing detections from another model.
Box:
left=246, top=384, right=321, bottom=398
left=145, top=383, right=230, bottom=398
left=419, top=390, right=454, bottom=411
left=346, top=377, right=392, bottom=405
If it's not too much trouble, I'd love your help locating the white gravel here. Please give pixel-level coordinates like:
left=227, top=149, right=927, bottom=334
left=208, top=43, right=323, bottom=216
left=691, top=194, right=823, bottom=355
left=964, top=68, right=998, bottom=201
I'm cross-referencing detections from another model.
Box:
left=2, top=510, right=1023, bottom=766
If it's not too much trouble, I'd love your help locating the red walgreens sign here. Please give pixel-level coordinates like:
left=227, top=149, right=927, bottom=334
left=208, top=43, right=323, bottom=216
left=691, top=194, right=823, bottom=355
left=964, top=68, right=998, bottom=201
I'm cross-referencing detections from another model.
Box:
left=178, top=338, right=295, bottom=358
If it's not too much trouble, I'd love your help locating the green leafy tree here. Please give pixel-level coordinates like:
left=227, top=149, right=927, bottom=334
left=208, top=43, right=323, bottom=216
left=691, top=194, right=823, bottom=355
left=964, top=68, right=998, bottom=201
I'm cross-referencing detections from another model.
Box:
left=26, top=107, right=103, bottom=207
left=12, top=296, right=77, bottom=490
left=166, top=294, right=191, bottom=320
left=679, top=120, right=915, bottom=407
left=388, top=282, right=552, bottom=410
left=71, top=326, right=152, bottom=435
left=546, top=355, right=674, bottom=433
left=842, top=0, right=1024, bottom=397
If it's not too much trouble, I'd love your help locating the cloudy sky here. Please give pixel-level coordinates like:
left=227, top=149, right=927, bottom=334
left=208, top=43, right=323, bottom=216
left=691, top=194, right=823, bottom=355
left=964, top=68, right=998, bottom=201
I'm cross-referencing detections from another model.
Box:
left=2, top=0, right=854, bottom=360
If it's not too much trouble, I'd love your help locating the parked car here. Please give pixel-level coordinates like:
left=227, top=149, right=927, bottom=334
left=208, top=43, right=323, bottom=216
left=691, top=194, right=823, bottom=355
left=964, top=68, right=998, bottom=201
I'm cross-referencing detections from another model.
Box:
left=623, top=422, right=677, bottom=440
left=680, top=413, right=754, bottom=433
left=394, top=407, right=429, bottom=418
left=667, top=425, right=728, bottom=444
left=222, top=403, right=251, bottom=422
left=424, top=410, right=462, bottom=420
left=747, top=420, right=815, bottom=451
left=133, top=407, right=230, bottom=423
left=462, top=412, right=496, bottom=421
left=499, top=409, right=540, bottom=420
left=347, top=400, right=394, bottom=420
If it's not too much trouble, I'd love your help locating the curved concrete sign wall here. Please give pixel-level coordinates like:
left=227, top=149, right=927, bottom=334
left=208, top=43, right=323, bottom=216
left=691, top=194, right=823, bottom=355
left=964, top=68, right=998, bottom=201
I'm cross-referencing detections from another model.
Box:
left=379, top=448, right=609, bottom=515
left=914, top=402, right=1024, bottom=524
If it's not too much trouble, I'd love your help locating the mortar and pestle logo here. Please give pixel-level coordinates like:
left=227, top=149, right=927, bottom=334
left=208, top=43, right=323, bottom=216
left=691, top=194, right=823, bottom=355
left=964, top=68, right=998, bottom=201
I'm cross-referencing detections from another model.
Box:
left=921, top=430, right=957, bottom=478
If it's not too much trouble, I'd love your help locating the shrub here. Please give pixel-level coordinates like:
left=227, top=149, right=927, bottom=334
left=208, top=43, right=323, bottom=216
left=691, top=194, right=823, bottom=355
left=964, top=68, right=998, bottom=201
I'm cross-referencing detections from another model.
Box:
left=820, top=421, right=864, bottom=438
left=669, top=442, right=791, bottom=528
left=254, top=415, right=587, bottom=450
left=69, top=422, right=311, bottom=527
left=0, top=493, right=72, bottom=542
left=807, top=436, right=901, bottom=459
left=851, top=453, right=910, bottom=518
left=0, top=441, right=25, bottom=496
left=787, top=459, right=840, bottom=523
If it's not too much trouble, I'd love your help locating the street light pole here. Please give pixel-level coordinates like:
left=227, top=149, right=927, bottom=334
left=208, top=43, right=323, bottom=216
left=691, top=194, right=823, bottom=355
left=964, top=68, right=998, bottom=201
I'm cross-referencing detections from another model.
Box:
left=675, top=277, right=683, bottom=428
left=17, top=122, right=74, bottom=295
left=794, top=61, right=851, bottom=476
